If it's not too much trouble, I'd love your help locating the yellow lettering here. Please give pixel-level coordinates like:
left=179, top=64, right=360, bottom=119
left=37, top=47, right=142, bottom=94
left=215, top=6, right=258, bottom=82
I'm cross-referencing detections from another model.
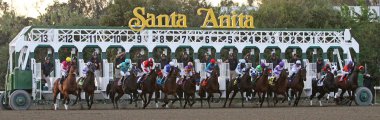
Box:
left=146, top=13, right=156, bottom=27
left=238, top=14, right=245, bottom=28
left=218, top=15, right=230, bottom=28
left=245, top=16, right=254, bottom=28
left=197, top=8, right=219, bottom=28
left=157, top=14, right=170, bottom=27
left=129, top=7, right=146, bottom=31
left=177, top=14, right=187, bottom=28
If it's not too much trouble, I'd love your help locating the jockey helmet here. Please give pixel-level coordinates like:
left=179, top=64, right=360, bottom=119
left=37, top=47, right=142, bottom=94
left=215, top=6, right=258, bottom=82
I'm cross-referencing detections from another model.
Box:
left=125, top=59, right=130, bottom=64
left=210, top=59, right=216, bottom=64
left=358, top=66, right=364, bottom=71
left=239, top=59, right=246, bottom=64
left=260, top=63, right=266, bottom=68
left=86, top=62, right=92, bottom=66
left=45, top=56, right=50, bottom=61
left=348, top=61, right=353, bottom=65
left=148, top=58, right=154, bottom=63
left=187, top=62, right=193, bottom=66
left=66, top=57, right=71, bottom=62
left=169, top=62, right=175, bottom=66
left=279, top=61, right=284, bottom=67
left=296, top=60, right=301, bottom=65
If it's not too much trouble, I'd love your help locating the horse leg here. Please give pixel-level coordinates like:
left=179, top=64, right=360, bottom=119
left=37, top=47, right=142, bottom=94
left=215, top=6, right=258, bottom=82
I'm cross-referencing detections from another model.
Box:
left=309, top=90, right=316, bottom=106
left=133, top=92, right=139, bottom=108
left=274, top=93, right=278, bottom=107
left=190, top=94, right=196, bottom=107
left=110, top=92, right=115, bottom=109
left=161, top=93, right=168, bottom=108
left=207, top=93, right=212, bottom=108
left=266, top=92, right=270, bottom=107
left=85, top=93, right=90, bottom=109
left=317, top=91, right=326, bottom=106
left=183, top=95, right=188, bottom=109
left=259, top=92, right=265, bottom=108
left=115, top=92, right=123, bottom=109
left=295, top=91, right=302, bottom=107
left=228, top=90, right=238, bottom=107
left=144, top=93, right=153, bottom=108
left=200, top=96, right=203, bottom=108
left=154, top=91, right=160, bottom=108
left=240, top=91, right=245, bottom=107
left=90, top=93, right=94, bottom=110
left=63, top=93, right=69, bottom=110
left=223, top=89, right=231, bottom=108
left=53, top=90, right=59, bottom=110
left=349, top=90, right=353, bottom=106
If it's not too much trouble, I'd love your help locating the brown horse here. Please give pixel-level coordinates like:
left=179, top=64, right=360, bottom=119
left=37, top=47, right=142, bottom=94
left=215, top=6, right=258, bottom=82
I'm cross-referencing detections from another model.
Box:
left=140, top=68, right=158, bottom=109
left=106, top=66, right=139, bottom=109
left=272, top=69, right=289, bottom=106
left=223, top=67, right=253, bottom=108
left=161, top=67, right=182, bottom=108
left=309, top=70, right=337, bottom=106
left=52, top=63, right=80, bottom=110
left=334, top=65, right=360, bottom=106
left=177, top=72, right=201, bottom=108
left=77, top=63, right=96, bottom=109
left=254, top=68, right=270, bottom=108
left=199, top=67, right=222, bottom=108
left=288, top=67, right=307, bottom=107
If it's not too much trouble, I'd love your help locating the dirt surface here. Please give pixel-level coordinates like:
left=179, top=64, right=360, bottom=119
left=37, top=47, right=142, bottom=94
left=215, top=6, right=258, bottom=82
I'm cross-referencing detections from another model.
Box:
left=1, top=101, right=379, bottom=120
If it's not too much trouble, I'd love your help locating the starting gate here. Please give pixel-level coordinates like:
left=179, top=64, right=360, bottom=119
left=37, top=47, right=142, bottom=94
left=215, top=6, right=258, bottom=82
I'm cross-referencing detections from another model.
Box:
left=2, top=26, right=360, bottom=110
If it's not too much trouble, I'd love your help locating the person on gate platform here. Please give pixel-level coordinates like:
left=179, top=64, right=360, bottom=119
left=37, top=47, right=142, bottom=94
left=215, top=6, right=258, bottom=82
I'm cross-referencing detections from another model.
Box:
left=42, top=56, right=54, bottom=89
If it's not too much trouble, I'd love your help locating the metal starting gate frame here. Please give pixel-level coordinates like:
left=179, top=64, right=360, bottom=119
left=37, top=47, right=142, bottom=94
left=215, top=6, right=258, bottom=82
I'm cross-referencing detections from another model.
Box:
left=2, top=26, right=360, bottom=110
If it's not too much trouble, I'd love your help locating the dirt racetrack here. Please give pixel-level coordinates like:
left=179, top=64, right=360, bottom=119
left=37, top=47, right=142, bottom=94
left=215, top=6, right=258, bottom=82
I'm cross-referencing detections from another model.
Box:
left=1, top=102, right=379, bottom=120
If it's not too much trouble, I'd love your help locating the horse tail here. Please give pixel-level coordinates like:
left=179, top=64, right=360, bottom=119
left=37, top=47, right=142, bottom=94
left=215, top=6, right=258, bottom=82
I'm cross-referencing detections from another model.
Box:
left=106, top=82, right=112, bottom=96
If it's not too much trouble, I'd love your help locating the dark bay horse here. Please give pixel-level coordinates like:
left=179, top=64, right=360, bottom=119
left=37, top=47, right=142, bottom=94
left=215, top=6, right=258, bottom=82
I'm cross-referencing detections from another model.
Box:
left=77, top=64, right=96, bottom=109
left=106, top=68, right=139, bottom=109
left=223, top=67, right=253, bottom=108
left=140, top=68, right=158, bottom=109
left=199, top=67, right=222, bottom=108
left=53, top=63, right=80, bottom=110
left=334, top=65, right=360, bottom=106
left=254, top=68, right=270, bottom=108
left=178, top=72, right=201, bottom=108
left=288, top=67, right=307, bottom=107
left=309, top=70, right=336, bottom=106
left=161, top=67, right=182, bottom=108
left=272, top=69, right=289, bottom=106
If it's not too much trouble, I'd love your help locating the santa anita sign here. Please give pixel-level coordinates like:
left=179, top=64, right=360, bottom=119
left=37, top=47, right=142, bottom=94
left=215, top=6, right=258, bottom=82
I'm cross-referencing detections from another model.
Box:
left=128, top=7, right=255, bottom=31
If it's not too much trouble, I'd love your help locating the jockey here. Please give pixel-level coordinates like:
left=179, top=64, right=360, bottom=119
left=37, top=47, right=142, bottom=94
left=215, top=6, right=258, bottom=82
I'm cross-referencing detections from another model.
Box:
left=138, top=58, right=155, bottom=83
left=318, top=64, right=331, bottom=84
left=183, top=62, right=195, bottom=80
left=273, top=61, right=285, bottom=79
left=60, top=57, right=71, bottom=84
left=340, top=61, right=354, bottom=81
left=235, top=59, right=247, bottom=83
left=290, top=60, right=302, bottom=80
left=117, top=59, right=132, bottom=81
left=81, top=62, right=93, bottom=79
left=255, top=62, right=266, bottom=78
left=205, top=59, right=218, bottom=81
left=163, top=61, right=175, bottom=80
left=78, top=62, right=92, bottom=85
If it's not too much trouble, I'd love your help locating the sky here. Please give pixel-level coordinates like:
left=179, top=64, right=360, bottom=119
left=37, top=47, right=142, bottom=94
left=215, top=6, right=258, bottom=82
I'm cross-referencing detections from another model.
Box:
left=3, top=0, right=251, bottom=18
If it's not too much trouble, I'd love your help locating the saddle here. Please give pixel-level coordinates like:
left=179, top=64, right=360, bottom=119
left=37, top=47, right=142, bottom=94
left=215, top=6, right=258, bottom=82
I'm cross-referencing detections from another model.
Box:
left=268, top=77, right=275, bottom=86
left=156, top=77, right=165, bottom=87
left=78, top=77, right=85, bottom=86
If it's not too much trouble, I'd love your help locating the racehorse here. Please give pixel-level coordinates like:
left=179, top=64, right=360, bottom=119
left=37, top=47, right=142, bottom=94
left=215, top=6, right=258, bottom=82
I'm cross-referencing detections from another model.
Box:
left=309, top=70, right=337, bottom=106
left=52, top=62, right=80, bottom=110
left=288, top=67, right=307, bottom=107
left=77, top=63, right=96, bottom=109
left=334, top=65, right=360, bottom=106
left=272, top=69, right=289, bottom=106
left=177, top=72, right=201, bottom=108
left=254, top=68, right=270, bottom=108
left=223, top=67, right=253, bottom=108
left=140, top=68, right=158, bottom=109
left=161, top=67, right=182, bottom=108
left=106, top=66, right=139, bottom=109
left=199, top=67, right=222, bottom=108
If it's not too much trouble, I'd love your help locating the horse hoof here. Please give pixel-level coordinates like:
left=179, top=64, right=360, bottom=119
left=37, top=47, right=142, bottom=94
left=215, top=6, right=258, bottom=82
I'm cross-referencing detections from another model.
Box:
left=64, top=104, right=68, bottom=110
left=54, top=104, right=58, bottom=110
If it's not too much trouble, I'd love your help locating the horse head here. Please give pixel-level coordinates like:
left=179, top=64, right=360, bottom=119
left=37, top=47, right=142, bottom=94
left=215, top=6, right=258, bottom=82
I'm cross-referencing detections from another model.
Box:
left=280, top=69, right=289, bottom=78
left=69, top=64, right=77, bottom=75
left=211, top=66, right=220, bottom=77
left=169, top=66, right=181, bottom=78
